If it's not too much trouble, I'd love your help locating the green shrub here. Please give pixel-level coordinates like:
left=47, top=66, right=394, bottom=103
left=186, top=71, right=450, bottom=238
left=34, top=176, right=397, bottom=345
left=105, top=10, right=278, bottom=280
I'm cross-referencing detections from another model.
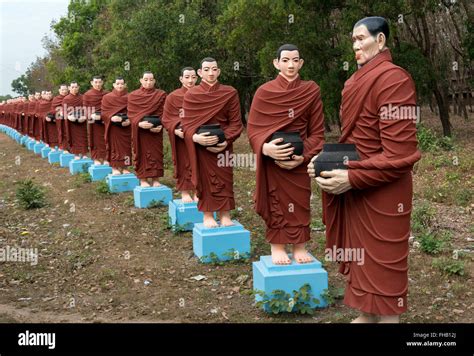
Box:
left=411, top=201, right=435, bottom=233
left=432, top=257, right=465, bottom=276
left=15, top=179, right=46, bottom=209
left=95, top=180, right=111, bottom=195
left=417, top=124, right=454, bottom=152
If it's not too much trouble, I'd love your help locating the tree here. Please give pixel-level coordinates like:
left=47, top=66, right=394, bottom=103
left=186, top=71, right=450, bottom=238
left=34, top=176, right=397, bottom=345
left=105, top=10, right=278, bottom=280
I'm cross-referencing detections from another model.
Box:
left=11, top=75, right=29, bottom=96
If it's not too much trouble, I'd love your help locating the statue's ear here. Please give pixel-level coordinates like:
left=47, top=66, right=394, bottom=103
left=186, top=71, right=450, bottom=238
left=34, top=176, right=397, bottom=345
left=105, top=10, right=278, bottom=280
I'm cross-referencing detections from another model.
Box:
left=273, top=58, right=280, bottom=71
left=377, top=32, right=387, bottom=50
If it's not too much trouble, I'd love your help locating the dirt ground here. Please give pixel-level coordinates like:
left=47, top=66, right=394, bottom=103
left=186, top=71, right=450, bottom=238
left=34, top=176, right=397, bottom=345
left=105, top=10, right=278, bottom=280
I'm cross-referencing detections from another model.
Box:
left=0, top=108, right=472, bottom=323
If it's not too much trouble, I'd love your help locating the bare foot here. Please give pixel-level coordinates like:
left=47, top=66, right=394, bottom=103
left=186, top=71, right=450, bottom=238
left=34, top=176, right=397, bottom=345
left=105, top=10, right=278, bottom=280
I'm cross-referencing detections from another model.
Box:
left=63, top=150, right=69, bottom=154
left=271, top=244, right=291, bottom=265
left=112, top=168, right=122, bottom=175
left=203, top=212, right=218, bottom=228
left=103, top=160, right=110, bottom=165
left=74, top=155, right=81, bottom=160
left=181, top=191, right=193, bottom=203
left=122, top=169, right=130, bottom=174
left=378, top=315, right=400, bottom=323
left=351, top=313, right=379, bottom=323
left=152, top=180, right=161, bottom=187
left=293, top=243, right=313, bottom=264
left=94, top=160, right=101, bottom=165
left=140, top=179, right=151, bottom=187
left=219, top=211, right=234, bottom=226
left=193, top=193, right=199, bottom=202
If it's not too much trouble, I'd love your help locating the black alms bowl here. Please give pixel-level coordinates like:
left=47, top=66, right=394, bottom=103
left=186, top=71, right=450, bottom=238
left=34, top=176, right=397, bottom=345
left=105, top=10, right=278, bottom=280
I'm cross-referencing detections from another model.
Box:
left=141, top=115, right=161, bottom=128
left=196, top=124, right=225, bottom=146
left=270, top=131, right=304, bottom=159
left=313, top=143, right=359, bottom=178
left=46, top=113, right=56, bottom=123
left=112, top=113, right=128, bottom=127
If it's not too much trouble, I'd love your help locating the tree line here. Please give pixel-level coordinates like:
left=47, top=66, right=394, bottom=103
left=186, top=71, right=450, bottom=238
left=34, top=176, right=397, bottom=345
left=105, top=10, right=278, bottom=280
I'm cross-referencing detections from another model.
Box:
left=9, top=0, right=473, bottom=136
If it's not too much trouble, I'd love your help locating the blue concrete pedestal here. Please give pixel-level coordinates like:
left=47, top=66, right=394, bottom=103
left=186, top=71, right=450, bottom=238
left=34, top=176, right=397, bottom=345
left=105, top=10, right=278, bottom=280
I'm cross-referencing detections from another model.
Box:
left=48, top=150, right=61, bottom=164
left=20, top=136, right=28, bottom=145
left=33, top=142, right=45, bottom=154
left=27, top=140, right=36, bottom=151
left=252, top=253, right=328, bottom=312
left=41, top=146, right=51, bottom=158
left=59, top=153, right=75, bottom=167
left=134, top=185, right=173, bottom=208
left=69, top=158, right=94, bottom=175
left=106, top=173, right=139, bottom=193
left=168, top=199, right=206, bottom=231
left=88, top=164, right=113, bottom=181
left=193, top=220, right=251, bottom=263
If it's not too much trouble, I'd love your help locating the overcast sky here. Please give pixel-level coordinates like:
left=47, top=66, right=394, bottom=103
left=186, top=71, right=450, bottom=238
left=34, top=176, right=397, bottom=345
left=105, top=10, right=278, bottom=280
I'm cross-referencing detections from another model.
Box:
left=0, top=0, right=69, bottom=96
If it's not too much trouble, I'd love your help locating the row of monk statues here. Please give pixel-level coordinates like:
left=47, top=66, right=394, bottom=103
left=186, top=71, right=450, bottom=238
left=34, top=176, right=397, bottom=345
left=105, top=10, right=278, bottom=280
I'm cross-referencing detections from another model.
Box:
left=0, top=17, right=420, bottom=323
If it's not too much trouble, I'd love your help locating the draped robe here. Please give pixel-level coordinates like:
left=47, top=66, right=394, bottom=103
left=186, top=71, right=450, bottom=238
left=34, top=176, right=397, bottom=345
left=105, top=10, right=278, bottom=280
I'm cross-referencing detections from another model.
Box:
left=162, top=86, right=193, bottom=191
left=247, top=74, right=325, bottom=244
left=101, top=89, right=131, bottom=168
left=127, top=87, right=167, bottom=179
left=63, top=93, right=87, bottom=155
left=323, top=49, right=421, bottom=315
left=182, top=81, right=243, bottom=212
left=83, top=88, right=108, bottom=160
left=51, top=94, right=67, bottom=150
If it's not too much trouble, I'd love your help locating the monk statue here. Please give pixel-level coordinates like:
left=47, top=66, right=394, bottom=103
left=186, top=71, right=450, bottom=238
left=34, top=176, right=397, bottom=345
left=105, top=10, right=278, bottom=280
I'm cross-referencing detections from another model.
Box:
left=101, top=77, right=131, bottom=175
left=63, top=81, right=87, bottom=160
left=84, top=75, right=109, bottom=165
left=32, top=91, right=42, bottom=143
left=51, top=84, right=69, bottom=153
left=248, top=44, right=325, bottom=265
left=162, top=67, right=199, bottom=203
left=128, top=72, right=167, bottom=187
left=308, top=16, right=421, bottom=323
left=182, top=57, right=243, bottom=228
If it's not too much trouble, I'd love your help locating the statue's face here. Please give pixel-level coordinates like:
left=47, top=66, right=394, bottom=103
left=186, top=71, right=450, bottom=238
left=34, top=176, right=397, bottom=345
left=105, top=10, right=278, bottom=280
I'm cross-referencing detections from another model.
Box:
left=113, top=79, right=126, bottom=92
left=59, top=86, right=68, bottom=96
left=140, top=73, right=155, bottom=89
left=28, top=95, right=34, bottom=101
left=273, top=50, right=303, bottom=80
left=91, top=78, right=103, bottom=90
left=352, top=25, right=384, bottom=66
left=180, top=70, right=197, bottom=89
left=198, top=61, right=220, bottom=84
left=45, top=92, right=52, bottom=100
left=69, top=83, right=79, bottom=95
left=41, top=91, right=47, bottom=99
left=21, top=97, right=27, bottom=102
left=34, top=92, right=41, bottom=100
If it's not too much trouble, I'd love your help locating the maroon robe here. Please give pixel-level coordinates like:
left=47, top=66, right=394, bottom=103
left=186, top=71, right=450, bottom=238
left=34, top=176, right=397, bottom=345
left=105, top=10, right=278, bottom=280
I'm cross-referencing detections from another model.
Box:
left=248, top=74, right=325, bottom=244
left=51, top=94, right=67, bottom=150
left=20, top=102, right=28, bottom=135
left=127, top=87, right=167, bottom=179
left=323, top=49, right=421, bottom=315
left=101, top=89, right=131, bottom=168
left=63, top=93, right=87, bottom=155
left=182, top=81, right=243, bottom=212
left=162, top=86, right=193, bottom=191
left=32, top=100, right=42, bottom=141
left=83, top=88, right=108, bottom=160
left=27, top=100, right=37, bottom=138
left=36, top=99, right=52, bottom=144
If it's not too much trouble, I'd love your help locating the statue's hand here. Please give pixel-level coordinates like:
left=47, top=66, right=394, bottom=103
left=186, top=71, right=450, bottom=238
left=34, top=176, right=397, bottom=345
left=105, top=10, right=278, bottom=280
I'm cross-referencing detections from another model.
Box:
left=206, top=140, right=228, bottom=153
left=193, top=132, right=219, bottom=146
left=139, top=121, right=154, bottom=129
left=315, top=169, right=352, bottom=195
left=275, top=155, right=304, bottom=170
left=263, top=138, right=294, bottom=160
left=307, top=154, right=318, bottom=178
left=174, top=128, right=184, bottom=139
left=121, top=120, right=130, bottom=127
left=150, top=125, right=163, bottom=133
